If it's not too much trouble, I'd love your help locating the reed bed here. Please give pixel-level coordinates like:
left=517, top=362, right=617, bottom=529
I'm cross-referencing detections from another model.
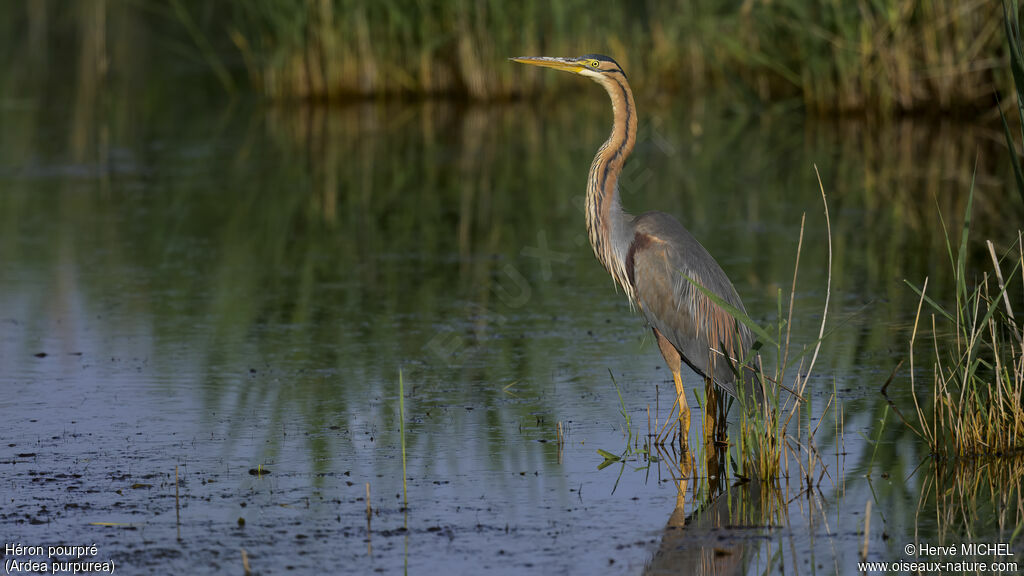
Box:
left=734, top=168, right=834, bottom=483
left=685, top=166, right=835, bottom=484
left=904, top=189, right=1024, bottom=458
left=896, top=3, right=1024, bottom=458
left=162, top=0, right=1007, bottom=114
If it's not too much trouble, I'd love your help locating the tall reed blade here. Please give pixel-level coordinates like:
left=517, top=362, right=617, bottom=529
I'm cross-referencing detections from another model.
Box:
left=1001, top=0, right=1024, bottom=205
left=399, top=368, right=407, bottom=509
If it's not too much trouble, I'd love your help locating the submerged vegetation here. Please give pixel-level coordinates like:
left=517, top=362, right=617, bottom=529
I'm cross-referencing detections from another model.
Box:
left=158, top=0, right=1006, bottom=114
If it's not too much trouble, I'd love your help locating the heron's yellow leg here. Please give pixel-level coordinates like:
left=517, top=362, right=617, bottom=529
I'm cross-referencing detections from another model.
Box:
left=702, top=418, right=727, bottom=497
left=673, top=369, right=690, bottom=437
left=676, top=450, right=693, bottom=511
left=663, top=450, right=695, bottom=528
left=703, top=379, right=717, bottom=441
left=653, top=328, right=690, bottom=446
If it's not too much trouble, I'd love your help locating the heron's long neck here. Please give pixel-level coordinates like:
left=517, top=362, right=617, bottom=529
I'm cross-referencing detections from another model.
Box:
left=586, top=73, right=638, bottom=300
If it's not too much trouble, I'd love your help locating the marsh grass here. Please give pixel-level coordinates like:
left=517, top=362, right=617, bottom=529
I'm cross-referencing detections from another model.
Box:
left=860, top=499, right=872, bottom=563
left=399, top=368, right=407, bottom=509
left=166, top=0, right=1005, bottom=113
left=901, top=181, right=1024, bottom=458
left=624, top=166, right=838, bottom=487
left=897, top=0, right=1024, bottom=452
left=687, top=166, right=836, bottom=485
left=1000, top=0, right=1024, bottom=205
left=597, top=371, right=657, bottom=493
left=894, top=4, right=1024, bottom=451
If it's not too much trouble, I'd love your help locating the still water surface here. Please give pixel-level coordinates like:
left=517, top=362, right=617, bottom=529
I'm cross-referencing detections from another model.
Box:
left=2, top=78, right=1022, bottom=573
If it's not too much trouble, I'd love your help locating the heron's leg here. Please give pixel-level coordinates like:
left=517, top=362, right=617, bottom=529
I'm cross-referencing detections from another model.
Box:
left=672, top=369, right=690, bottom=445
left=703, top=378, right=716, bottom=441
left=703, top=379, right=728, bottom=444
left=675, top=450, right=693, bottom=514
left=702, top=423, right=724, bottom=496
left=662, top=448, right=694, bottom=529
left=653, top=329, right=690, bottom=440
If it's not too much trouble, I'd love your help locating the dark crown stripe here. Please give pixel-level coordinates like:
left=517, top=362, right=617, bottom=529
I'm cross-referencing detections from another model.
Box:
left=580, top=53, right=622, bottom=68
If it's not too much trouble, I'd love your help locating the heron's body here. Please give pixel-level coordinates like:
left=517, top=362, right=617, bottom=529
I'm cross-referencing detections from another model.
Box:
left=512, top=54, right=753, bottom=432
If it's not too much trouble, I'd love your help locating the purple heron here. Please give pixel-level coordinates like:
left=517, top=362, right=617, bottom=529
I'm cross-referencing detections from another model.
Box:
left=511, top=54, right=755, bottom=435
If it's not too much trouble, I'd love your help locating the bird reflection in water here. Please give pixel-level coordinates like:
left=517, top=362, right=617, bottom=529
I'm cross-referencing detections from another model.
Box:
left=645, top=424, right=787, bottom=576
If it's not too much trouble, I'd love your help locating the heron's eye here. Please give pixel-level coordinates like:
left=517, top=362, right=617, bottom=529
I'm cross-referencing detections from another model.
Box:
left=591, top=61, right=599, bottom=68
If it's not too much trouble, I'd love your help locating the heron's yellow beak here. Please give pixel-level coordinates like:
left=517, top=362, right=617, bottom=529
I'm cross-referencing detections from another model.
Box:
left=510, top=56, right=585, bottom=74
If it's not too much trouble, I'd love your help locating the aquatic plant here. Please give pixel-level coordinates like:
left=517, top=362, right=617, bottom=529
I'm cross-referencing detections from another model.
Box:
left=896, top=5, right=1024, bottom=458
left=903, top=181, right=1024, bottom=457
left=741, top=178, right=832, bottom=485
left=399, top=368, right=407, bottom=509
left=159, top=0, right=1004, bottom=114
left=597, top=371, right=657, bottom=493
left=683, top=167, right=836, bottom=484
left=1000, top=0, right=1024, bottom=206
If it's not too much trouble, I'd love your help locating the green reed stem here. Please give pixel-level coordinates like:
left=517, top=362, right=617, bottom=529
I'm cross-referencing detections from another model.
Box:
left=399, top=368, right=407, bottom=509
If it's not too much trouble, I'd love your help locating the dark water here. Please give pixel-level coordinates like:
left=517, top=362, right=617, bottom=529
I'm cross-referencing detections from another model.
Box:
left=3, top=8, right=1024, bottom=576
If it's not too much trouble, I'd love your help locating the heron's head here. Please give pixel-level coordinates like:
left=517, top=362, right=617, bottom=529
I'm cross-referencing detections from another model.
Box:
left=510, top=54, right=627, bottom=81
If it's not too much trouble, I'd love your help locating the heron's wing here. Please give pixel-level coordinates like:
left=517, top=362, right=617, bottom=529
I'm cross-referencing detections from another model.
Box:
left=629, top=211, right=753, bottom=396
